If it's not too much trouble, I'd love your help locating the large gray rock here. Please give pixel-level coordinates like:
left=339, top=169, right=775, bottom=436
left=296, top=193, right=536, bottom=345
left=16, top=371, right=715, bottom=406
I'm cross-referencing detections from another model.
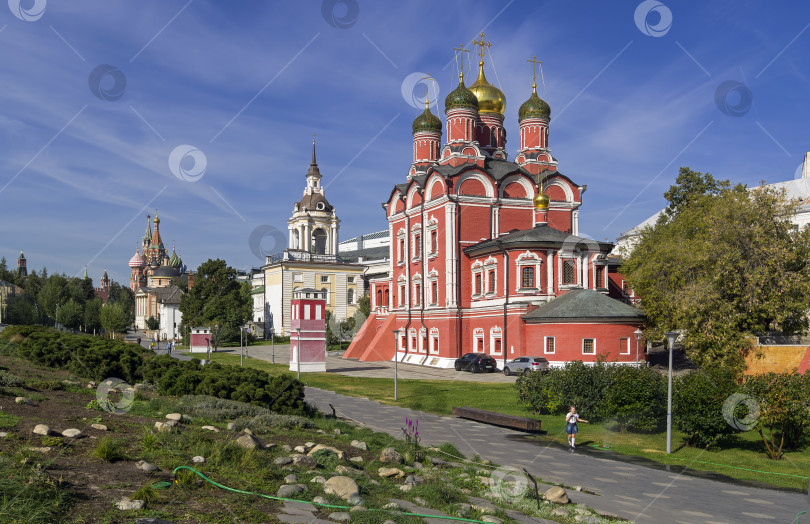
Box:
left=284, top=474, right=298, bottom=483
left=405, top=475, right=424, bottom=485
left=544, top=486, right=569, bottom=504
left=136, top=460, right=158, bottom=472
left=274, top=456, right=293, bottom=465
left=32, top=424, right=50, bottom=436
left=115, top=497, right=146, bottom=510
left=350, top=440, right=368, bottom=450
left=15, top=397, right=33, bottom=406
left=236, top=433, right=264, bottom=449
left=277, top=484, right=305, bottom=498
left=323, top=476, right=359, bottom=500
left=335, top=465, right=364, bottom=477
left=291, top=454, right=317, bottom=469
left=308, top=444, right=345, bottom=459
left=379, top=447, right=403, bottom=464
left=346, top=494, right=364, bottom=506
left=310, top=476, right=326, bottom=484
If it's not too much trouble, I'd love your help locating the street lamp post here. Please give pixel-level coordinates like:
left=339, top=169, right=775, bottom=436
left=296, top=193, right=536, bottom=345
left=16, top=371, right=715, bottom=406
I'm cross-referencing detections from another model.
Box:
left=665, top=331, right=678, bottom=454
left=55, top=303, right=60, bottom=329
left=295, top=327, right=301, bottom=380
left=270, top=328, right=275, bottom=364
left=633, top=328, right=643, bottom=367
left=392, top=329, right=400, bottom=401
left=240, top=325, right=244, bottom=367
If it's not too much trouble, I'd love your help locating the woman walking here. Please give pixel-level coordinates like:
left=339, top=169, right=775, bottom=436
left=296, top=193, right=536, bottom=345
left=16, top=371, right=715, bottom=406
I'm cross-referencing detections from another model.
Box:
left=565, top=405, right=588, bottom=450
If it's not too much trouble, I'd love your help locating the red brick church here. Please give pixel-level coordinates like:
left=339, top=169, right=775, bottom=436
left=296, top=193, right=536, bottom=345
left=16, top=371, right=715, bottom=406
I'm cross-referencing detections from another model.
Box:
left=345, top=35, right=644, bottom=368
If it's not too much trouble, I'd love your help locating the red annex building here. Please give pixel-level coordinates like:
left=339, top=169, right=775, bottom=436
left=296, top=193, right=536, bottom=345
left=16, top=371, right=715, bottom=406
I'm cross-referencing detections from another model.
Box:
left=345, top=35, right=644, bottom=368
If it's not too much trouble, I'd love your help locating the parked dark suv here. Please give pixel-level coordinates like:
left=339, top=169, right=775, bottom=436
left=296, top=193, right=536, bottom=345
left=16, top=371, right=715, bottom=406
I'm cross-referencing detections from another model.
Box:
left=503, top=356, right=550, bottom=375
left=454, top=352, right=498, bottom=373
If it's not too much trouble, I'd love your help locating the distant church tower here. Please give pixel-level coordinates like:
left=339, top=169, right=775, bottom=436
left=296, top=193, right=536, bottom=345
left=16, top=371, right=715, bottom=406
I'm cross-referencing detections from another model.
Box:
left=288, top=139, right=340, bottom=255
left=16, top=251, right=27, bottom=278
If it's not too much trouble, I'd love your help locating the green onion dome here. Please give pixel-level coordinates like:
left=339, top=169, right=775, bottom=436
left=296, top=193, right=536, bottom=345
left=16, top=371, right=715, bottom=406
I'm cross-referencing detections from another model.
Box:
left=412, top=106, right=442, bottom=134
left=518, top=84, right=551, bottom=121
left=444, top=80, right=478, bottom=113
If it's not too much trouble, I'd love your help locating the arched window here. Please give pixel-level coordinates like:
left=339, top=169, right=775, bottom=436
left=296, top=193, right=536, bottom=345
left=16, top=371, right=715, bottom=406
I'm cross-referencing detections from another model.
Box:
left=347, top=288, right=355, bottom=305
left=321, top=287, right=329, bottom=305
left=313, top=229, right=328, bottom=254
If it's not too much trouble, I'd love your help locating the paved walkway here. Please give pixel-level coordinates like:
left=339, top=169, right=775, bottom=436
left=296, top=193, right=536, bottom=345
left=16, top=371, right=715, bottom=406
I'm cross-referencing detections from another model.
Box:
left=304, top=387, right=808, bottom=524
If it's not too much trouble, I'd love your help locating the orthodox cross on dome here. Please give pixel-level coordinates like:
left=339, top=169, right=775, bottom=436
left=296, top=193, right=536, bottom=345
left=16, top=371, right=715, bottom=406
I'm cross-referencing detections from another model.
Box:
left=472, top=32, right=491, bottom=64
left=420, top=73, right=435, bottom=109
left=527, top=54, right=547, bottom=96
left=453, top=43, right=470, bottom=81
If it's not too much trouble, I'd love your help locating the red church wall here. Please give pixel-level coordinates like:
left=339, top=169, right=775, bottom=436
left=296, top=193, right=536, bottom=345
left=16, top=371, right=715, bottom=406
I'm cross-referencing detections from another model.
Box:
left=522, top=322, right=645, bottom=365
left=502, top=182, right=528, bottom=199
left=547, top=209, right=571, bottom=233
left=458, top=205, right=491, bottom=243
left=498, top=207, right=533, bottom=234
left=458, top=177, right=488, bottom=196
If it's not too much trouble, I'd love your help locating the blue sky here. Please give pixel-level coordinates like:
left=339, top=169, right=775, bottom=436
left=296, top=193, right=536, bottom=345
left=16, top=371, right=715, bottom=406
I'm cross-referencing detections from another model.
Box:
left=1, top=1, right=809, bottom=284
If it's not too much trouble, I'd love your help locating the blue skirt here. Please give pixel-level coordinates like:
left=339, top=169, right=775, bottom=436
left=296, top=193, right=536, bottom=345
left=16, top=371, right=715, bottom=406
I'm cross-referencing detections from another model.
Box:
left=565, top=423, right=578, bottom=434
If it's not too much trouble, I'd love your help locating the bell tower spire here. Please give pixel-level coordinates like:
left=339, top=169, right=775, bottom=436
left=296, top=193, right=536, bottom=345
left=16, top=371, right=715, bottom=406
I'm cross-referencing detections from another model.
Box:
left=306, top=135, right=322, bottom=192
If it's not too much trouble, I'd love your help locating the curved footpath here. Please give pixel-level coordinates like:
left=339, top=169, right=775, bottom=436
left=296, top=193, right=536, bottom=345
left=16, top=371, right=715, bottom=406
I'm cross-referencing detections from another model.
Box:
left=304, top=387, right=807, bottom=524
left=132, top=334, right=806, bottom=523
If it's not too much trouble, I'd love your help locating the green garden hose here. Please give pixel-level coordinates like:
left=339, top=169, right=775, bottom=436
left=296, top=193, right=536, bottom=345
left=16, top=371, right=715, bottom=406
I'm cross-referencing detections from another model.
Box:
left=171, top=466, right=489, bottom=523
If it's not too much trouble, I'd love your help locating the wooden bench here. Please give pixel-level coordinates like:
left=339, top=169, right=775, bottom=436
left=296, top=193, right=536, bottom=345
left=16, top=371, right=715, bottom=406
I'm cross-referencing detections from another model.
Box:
left=452, top=406, right=542, bottom=432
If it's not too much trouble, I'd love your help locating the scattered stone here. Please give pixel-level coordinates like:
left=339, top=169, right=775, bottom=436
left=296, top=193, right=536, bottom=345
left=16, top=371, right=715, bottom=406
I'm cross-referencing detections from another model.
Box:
left=379, top=447, right=403, bottom=464
left=242, top=428, right=253, bottom=435
left=309, top=475, right=326, bottom=484
left=236, top=433, right=264, bottom=449
left=378, top=467, right=405, bottom=478
left=335, top=465, right=364, bottom=477
left=477, top=475, right=495, bottom=486
left=312, top=496, right=329, bottom=505
left=346, top=493, right=364, bottom=506
left=0, top=431, right=8, bottom=438
left=304, top=441, right=315, bottom=448
left=350, top=440, right=368, bottom=450
left=293, top=445, right=306, bottom=453
left=574, top=508, right=591, bottom=516
left=291, top=454, right=317, bottom=469
left=481, top=459, right=492, bottom=465
left=574, top=517, right=601, bottom=524
left=459, top=473, right=469, bottom=479
left=136, top=460, right=158, bottom=472
left=308, top=444, right=345, bottom=459
left=90, top=423, right=108, bottom=431
left=62, top=428, right=82, bottom=438
left=398, top=483, right=413, bottom=492
left=544, top=486, right=569, bottom=504
left=405, top=475, right=424, bottom=486
left=349, top=456, right=363, bottom=463
left=574, top=485, right=583, bottom=492
left=323, top=476, right=359, bottom=500
left=460, top=488, right=471, bottom=494
left=383, top=502, right=402, bottom=511
left=277, top=484, right=305, bottom=498
left=280, top=444, right=292, bottom=452
left=368, top=479, right=379, bottom=486
left=165, top=413, right=182, bottom=421
left=349, top=505, right=366, bottom=512
left=481, top=516, right=502, bottom=524
left=192, top=456, right=205, bottom=464
left=430, top=457, right=446, bottom=466
left=154, top=421, right=177, bottom=433
left=328, top=512, right=351, bottom=522
left=32, top=424, right=50, bottom=436
left=15, top=397, right=33, bottom=406
left=201, top=425, right=219, bottom=432
left=382, top=521, right=397, bottom=524
left=551, top=508, right=568, bottom=517
left=274, top=456, right=293, bottom=465
left=413, top=497, right=427, bottom=506
left=333, top=428, right=341, bottom=435
left=226, top=422, right=236, bottom=431
left=29, top=447, right=52, bottom=453
left=87, top=381, right=96, bottom=389
left=456, top=503, right=472, bottom=517
left=412, top=461, right=424, bottom=470
left=61, top=380, right=79, bottom=386
left=133, top=518, right=173, bottom=524
left=284, top=474, right=298, bottom=483
left=115, top=497, right=146, bottom=510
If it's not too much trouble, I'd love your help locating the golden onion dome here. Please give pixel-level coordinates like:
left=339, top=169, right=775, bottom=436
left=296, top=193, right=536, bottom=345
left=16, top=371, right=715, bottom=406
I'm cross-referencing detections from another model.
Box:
left=533, top=187, right=550, bottom=210
left=469, top=60, right=505, bottom=115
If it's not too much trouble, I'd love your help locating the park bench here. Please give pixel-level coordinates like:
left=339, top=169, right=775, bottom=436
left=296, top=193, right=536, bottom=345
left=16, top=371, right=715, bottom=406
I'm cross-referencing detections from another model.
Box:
left=451, top=406, right=542, bottom=432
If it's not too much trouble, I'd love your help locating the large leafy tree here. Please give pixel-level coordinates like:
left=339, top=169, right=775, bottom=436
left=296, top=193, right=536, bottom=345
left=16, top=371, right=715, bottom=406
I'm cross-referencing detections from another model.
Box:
left=622, top=169, right=810, bottom=374
left=179, top=259, right=251, bottom=345
left=100, top=301, right=130, bottom=337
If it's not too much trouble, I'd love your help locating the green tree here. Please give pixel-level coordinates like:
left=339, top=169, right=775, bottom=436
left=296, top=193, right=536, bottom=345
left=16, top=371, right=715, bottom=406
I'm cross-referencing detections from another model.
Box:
left=663, top=167, right=730, bottom=218
left=145, top=316, right=160, bottom=330
left=622, top=174, right=810, bottom=373
left=179, top=259, right=251, bottom=344
left=100, top=301, right=130, bottom=338
left=357, top=293, right=371, bottom=318
left=107, top=282, right=134, bottom=320
left=59, top=299, right=84, bottom=330
left=5, top=292, right=37, bottom=325
left=0, top=256, right=15, bottom=283
left=743, top=372, right=810, bottom=459
left=84, top=297, right=102, bottom=333
left=38, top=274, right=68, bottom=321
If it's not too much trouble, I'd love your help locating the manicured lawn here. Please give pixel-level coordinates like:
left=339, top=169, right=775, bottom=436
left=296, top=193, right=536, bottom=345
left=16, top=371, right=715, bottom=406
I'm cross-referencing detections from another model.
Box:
left=190, top=351, right=810, bottom=491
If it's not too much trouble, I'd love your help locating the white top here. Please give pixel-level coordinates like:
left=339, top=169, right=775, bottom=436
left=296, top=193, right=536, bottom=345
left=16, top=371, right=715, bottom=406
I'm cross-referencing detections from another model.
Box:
left=566, top=412, right=579, bottom=425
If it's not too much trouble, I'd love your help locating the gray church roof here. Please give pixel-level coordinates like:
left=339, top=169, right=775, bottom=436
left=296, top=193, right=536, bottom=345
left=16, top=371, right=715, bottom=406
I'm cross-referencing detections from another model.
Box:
left=522, top=289, right=644, bottom=323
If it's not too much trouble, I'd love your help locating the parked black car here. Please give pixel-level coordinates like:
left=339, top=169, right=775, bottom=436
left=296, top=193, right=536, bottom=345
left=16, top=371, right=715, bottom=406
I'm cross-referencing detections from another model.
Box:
left=454, top=352, right=498, bottom=373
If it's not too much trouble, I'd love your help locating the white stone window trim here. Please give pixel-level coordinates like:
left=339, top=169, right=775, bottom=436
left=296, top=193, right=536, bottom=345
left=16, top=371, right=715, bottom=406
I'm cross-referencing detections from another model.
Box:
left=427, top=269, right=439, bottom=307
left=411, top=223, right=423, bottom=262
left=490, top=327, right=503, bottom=356
left=471, top=260, right=484, bottom=299
left=472, top=327, right=485, bottom=353
left=483, top=256, right=498, bottom=297
left=426, top=216, right=439, bottom=259
left=619, top=337, right=631, bottom=355
left=418, top=327, right=428, bottom=353
left=411, top=273, right=423, bottom=307
left=429, top=327, right=440, bottom=355
left=396, top=228, right=407, bottom=265
left=515, top=251, right=541, bottom=293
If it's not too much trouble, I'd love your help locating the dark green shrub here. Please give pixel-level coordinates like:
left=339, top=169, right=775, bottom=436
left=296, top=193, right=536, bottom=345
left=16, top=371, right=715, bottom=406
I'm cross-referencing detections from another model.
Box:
left=311, top=448, right=340, bottom=470
left=743, top=371, right=810, bottom=457
left=673, top=366, right=740, bottom=448
left=601, top=366, right=666, bottom=432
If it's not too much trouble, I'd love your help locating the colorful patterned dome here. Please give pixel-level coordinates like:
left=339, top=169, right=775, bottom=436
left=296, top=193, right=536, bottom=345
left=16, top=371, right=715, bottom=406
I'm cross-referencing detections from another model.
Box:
left=444, top=79, right=478, bottom=113
left=128, top=249, right=146, bottom=268
left=519, top=84, right=550, bottom=121
left=168, top=246, right=182, bottom=269
left=412, top=106, right=442, bottom=134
